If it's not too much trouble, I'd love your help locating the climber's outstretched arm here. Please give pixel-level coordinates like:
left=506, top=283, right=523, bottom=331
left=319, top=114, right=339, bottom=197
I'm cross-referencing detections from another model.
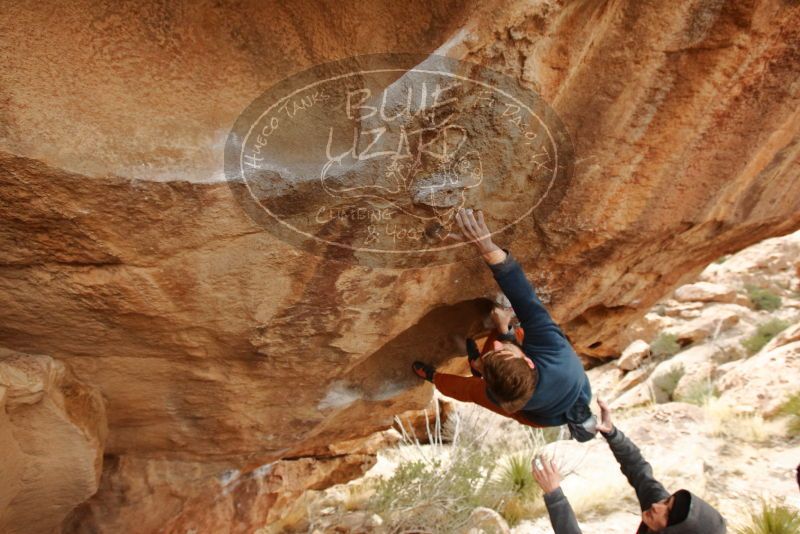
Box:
left=452, top=208, right=564, bottom=350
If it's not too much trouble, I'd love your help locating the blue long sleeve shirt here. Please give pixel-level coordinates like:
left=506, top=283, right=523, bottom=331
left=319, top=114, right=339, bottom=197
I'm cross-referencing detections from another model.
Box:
left=486, top=251, right=591, bottom=426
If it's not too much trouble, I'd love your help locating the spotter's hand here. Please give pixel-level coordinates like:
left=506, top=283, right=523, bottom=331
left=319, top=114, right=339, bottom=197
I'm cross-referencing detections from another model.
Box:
left=532, top=455, right=562, bottom=495
left=596, top=397, right=615, bottom=434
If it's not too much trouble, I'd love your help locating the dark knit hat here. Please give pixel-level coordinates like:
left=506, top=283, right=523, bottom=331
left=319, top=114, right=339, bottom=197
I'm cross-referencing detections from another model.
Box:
left=668, top=490, right=691, bottom=526
left=658, top=490, right=726, bottom=533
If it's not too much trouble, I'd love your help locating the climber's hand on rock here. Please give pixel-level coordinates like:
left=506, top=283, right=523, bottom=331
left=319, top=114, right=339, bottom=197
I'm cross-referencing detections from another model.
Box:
left=532, top=455, right=562, bottom=495
left=490, top=306, right=514, bottom=334
left=454, top=208, right=497, bottom=252
left=450, top=208, right=506, bottom=264
left=596, top=397, right=614, bottom=434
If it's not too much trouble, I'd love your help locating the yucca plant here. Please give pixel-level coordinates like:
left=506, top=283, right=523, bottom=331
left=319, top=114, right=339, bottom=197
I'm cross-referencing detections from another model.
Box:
left=490, top=454, right=541, bottom=527
left=736, top=500, right=800, bottom=534
left=501, top=454, right=538, bottom=497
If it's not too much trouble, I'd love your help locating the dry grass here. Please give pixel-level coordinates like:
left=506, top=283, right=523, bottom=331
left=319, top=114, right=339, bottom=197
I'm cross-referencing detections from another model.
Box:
left=704, top=397, right=784, bottom=443
left=342, top=483, right=374, bottom=512
left=676, top=378, right=719, bottom=406
left=571, top=479, right=636, bottom=521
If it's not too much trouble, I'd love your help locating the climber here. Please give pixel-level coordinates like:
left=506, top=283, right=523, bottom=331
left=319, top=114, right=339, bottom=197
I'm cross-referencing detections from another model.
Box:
left=412, top=208, right=597, bottom=441
left=456, top=291, right=524, bottom=379
left=532, top=398, right=727, bottom=533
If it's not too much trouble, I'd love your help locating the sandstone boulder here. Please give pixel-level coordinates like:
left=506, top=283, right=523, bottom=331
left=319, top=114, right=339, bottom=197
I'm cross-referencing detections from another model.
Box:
left=649, top=344, right=727, bottom=403
left=0, top=349, right=107, bottom=534
left=648, top=360, right=687, bottom=403
left=587, top=362, right=624, bottom=400
left=762, top=321, right=800, bottom=353
left=664, top=308, right=741, bottom=345
left=673, top=282, right=736, bottom=303
left=1, top=0, right=800, bottom=531
left=701, top=231, right=800, bottom=287
left=610, top=382, right=653, bottom=410
left=617, top=340, right=651, bottom=371
left=716, top=340, right=800, bottom=417
left=662, top=300, right=705, bottom=319
left=615, top=367, right=651, bottom=396
left=459, top=507, right=510, bottom=534
left=587, top=360, right=651, bottom=403
left=68, top=451, right=378, bottom=534
left=624, top=313, right=676, bottom=349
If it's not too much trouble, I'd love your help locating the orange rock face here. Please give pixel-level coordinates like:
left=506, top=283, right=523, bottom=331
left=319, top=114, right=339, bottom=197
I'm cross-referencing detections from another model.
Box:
left=1, top=0, right=799, bottom=531
left=0, top=349, right=106, bottom=534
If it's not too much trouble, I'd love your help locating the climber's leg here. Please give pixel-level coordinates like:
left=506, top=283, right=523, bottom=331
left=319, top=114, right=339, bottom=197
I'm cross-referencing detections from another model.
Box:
left=433, top=372, right=487, bottom=404
left=433, top=372, right=544, bottom=428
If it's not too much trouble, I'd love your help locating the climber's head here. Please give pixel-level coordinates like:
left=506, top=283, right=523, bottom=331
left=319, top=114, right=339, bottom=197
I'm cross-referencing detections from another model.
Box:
left=482, top=341, right=536, bottom=413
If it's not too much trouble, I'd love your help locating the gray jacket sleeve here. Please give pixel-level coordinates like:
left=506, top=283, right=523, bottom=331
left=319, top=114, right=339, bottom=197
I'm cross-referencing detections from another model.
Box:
left=543, top=488, right=582, bottom=534
left=603, top=427, right=671, bottom=510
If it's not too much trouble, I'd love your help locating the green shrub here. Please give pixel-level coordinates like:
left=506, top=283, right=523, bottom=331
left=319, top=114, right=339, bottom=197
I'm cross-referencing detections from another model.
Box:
left=652, top=363, right=685, bottom=400
left=370, top=413, right=557, bottom=532
left=746, top=285, right=783, bottom=311
left=776, top=391, right=800, bottom=436
left=651, top=332, right=681, bottom=358
left=714, top=254, right=730, bottom=264
left=736, top=500, right=800, bottom=534
left=741, top=319, right=790, bottom=355
left=370, top=459, right=435, bottom=510
left=676, top=380, right=719, bottom=406
left=370, top=448, right=494, bottom=531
